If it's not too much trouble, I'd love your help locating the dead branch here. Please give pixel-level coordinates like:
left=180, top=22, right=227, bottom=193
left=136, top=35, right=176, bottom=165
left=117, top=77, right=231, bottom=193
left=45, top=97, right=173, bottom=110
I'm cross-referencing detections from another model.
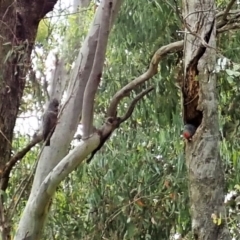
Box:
left=223, top=0, right=236, bottom=21
left=82, top=0, right=112, bottom=138
left=217, top=8, right=240, bottom=31
left=217, top=0, right=236, bottom=28
left=216, top=9, right=240, bottom=18
left=0, top=133, right=42, bottom=191
left=182, top=6, right=240, bottom=35
left=107, top=40, right=184, bottom=117
left=217, top=21, right=240, bottom=33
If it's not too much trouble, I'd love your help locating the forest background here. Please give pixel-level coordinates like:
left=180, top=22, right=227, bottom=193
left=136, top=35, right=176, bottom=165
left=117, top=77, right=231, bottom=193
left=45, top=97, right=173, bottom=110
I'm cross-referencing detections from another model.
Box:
left=0, top=0, right=240, bottom=239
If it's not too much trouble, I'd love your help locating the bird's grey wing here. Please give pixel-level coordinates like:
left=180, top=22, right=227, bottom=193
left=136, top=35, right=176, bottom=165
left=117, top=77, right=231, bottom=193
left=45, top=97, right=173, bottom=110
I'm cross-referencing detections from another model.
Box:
left=49, top=111, right=58, bottom=130
left=42, top=112, right=52, bottom=140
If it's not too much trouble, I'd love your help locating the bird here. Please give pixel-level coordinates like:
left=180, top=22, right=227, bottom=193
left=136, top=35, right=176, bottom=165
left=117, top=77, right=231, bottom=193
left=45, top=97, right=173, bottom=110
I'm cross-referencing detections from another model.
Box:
left=183, top=124, right=196, bottom=140
left=42, top=98, right=59, bottom=146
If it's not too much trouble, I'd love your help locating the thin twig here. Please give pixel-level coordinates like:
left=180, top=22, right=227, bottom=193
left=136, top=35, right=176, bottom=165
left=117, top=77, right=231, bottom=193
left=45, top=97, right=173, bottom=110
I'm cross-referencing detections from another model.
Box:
left=1, top=134, right=42, bottom=191
left=120, top=87, right=154, bottom=123
left=7, top=143, right=45, bottom=220
left=222, top=0, right=236, bottom=21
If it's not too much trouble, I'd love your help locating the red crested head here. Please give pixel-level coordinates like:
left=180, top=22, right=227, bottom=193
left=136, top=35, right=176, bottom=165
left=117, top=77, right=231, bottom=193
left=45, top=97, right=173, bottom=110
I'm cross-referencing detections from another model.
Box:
left=183, top=124, right=196, bottom=139
left=183, top=131, right=191, bottom=139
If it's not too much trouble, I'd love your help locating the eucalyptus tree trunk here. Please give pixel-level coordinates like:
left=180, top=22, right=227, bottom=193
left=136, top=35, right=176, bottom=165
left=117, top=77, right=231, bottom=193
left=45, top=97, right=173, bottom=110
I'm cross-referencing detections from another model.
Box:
left=15, top=1, right=124, bottom=239
left=182, top=0, right=231, bottom=239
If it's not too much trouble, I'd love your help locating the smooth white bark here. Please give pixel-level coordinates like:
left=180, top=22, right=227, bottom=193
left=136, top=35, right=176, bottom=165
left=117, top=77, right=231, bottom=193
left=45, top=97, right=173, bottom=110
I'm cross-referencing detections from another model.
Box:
left=15, top=1, right=124, bottom=239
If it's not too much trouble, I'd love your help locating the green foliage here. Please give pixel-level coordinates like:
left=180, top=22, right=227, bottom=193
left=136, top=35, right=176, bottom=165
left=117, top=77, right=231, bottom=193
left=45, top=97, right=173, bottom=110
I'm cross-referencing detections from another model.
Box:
left=46, top=120, right=190, bottom=239
left=217, top=14, right=240, bottom=239
left=41, top=1, right=190, bottom=239
left=6, top=134, right=40, bottom=236
left=9, top=0, right=240, bottom=239
left=84, top=125, right=190, bottom=239
left=36, top=19, right=51, bottom=43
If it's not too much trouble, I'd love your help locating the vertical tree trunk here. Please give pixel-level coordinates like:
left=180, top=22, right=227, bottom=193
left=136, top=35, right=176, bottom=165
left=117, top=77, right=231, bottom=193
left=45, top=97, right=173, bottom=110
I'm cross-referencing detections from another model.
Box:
left=0, top=1, right=58, bottom=239
left=15, top=1, right=124, bottom=239
left=182, top=0, right=231, bottom=239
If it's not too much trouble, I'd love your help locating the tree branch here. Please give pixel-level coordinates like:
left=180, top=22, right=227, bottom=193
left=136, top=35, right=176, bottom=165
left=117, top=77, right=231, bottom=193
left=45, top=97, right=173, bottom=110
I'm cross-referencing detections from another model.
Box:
left=217, top=8, right=240, bottom=31
left=86, top=87, right=154, bottom=163
left=15, top=1, right=124, bottom=239
left=1, top=134, right=42, bottom=191
left=107, top=40, right=184, bottom=117
left=120, top=87, right=154, bottom=123
left=33, top=134, right=100, bottom=215
left=217, top=21, right=240, bottom=33
left=48, top=57, right=67, bottom=101
left=216, top=9, right=240, bottom=18
left=82, top=0, right=112, bottom=138
left=223, top=0, right=236, bottom=21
